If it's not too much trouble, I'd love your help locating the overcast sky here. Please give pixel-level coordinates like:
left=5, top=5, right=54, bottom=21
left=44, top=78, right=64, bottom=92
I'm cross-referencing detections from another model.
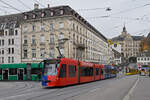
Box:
left=0, top=0, right=150, bottom=38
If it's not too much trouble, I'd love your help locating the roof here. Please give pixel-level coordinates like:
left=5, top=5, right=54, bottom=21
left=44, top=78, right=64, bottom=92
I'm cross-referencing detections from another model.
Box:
left=24, top=5, right=107, bottom=42
left=131, top=36, right=144, bottom=41
left=0, top=5, right=107, bottom=42
left=112, top=35, right=125, bottom=41
left=112, top=35, right=144, bottom=41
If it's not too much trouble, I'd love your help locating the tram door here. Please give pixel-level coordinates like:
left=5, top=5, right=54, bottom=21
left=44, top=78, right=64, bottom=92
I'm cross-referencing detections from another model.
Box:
left=3, top=69, right=8, bottom=80
left=18, top=69, right=24, bottom=80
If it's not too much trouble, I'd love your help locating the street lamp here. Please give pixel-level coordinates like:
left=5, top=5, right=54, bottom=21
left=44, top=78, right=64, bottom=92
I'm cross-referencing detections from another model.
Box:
left=56, top=38, right=69, bottom=58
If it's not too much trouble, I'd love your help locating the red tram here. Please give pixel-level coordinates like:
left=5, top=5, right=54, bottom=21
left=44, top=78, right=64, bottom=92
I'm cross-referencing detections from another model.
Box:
left=41, top=58, right=115, bottom=87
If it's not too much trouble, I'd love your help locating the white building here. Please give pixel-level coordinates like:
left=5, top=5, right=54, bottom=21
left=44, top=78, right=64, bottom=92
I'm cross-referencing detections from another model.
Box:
left=137, top=56, right=150, bottom=67
left=0, top=20, right=21, bottom=64
left=110, top=43, right=122, bottom=65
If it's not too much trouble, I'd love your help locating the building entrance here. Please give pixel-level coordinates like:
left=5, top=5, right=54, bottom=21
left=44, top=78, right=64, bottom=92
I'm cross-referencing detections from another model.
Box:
left=3, top=69, right=8, bottom=80
left=18, top=69, right=24, bottom=80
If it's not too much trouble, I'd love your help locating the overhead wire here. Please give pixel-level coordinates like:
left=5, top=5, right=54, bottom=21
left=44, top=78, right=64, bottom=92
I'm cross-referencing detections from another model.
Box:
left=17, top=0, right=32, bottom=10
left=0, top=0, right=23, bottom=12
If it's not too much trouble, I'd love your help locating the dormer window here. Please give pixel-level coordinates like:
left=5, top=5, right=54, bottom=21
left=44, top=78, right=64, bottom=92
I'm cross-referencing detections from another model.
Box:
left=50, top=11, right=54, bottom=16
left=32, top=14, right=36, bottom=19
left=60, top=9, right=64, bottom=15
left=41, top=12, right=45, bottom=17
left=24, top=15, right=28, bottom=19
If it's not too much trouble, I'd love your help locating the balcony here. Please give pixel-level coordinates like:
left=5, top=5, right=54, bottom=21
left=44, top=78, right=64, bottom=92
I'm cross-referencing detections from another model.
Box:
left=40, top=42, right=45, bottom=46
left=76, top=43, right=86, bottom=50
left=49, top=42, right=55, bottom=45
left=31, top=43, right=36, bottom=46
left=23, top=43, right=28, bottom=46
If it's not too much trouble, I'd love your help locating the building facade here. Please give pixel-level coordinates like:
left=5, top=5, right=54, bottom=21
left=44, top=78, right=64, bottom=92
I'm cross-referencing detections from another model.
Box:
left=112, top=26, right=144, bottom=59
left=21, top=5, right=109, bottom=64
left=0, top=15, right=22, bottom=64
left=110, top=43, right=121, bottom=65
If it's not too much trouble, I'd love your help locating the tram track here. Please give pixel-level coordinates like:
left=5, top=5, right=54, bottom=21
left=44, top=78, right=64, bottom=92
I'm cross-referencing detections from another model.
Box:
left=27, top=78, right=116, bottom=100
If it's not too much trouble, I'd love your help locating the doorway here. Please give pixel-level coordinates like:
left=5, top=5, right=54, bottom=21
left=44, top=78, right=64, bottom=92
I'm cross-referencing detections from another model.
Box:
left=3, top=69, right=9, bottom=80
left=18, top=69, right=24, bottom=80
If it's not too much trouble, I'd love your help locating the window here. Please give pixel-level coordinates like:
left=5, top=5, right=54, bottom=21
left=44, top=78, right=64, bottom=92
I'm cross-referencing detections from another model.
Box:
left=69, top=65, right=76, bottom=77
left=32, top=35, right=36, bottom=44
left=80, top=67, right=93, bottom=76
left=96, top=68, right=99, bottom=75
left=24, top=50, right=28, bottom=58
left=9, top=29, right=14, bottom=36
left=101, top=69, right=104, bottom=75
left=41, top=12, right=45, bottom=17
left=2, top=57, right=4, bottom=63
left=8, top=39, right=11, bottom=45
left=24, top=36, right=28, bottom=44
left=49, top=48, right=54, bottom=58
left=12, top=39, right=14, bottom=45
left=24, top=15, right=28, bottom=19
left=40, top=48, right=45, bottom=58
left=5, top=30, right=7, bottom=36
left=2, top=40, right=4, bottom=45
left=32, top=14, right=36, bottom=19
left=12, top=57, right=14, bottom=63
left=58, top=32, right=64, bottom=40
left=40, top=35, right=45, bottom=43
left=32, top=25, right=36, bottom=31
left=15, top=30, right=18, bottom=35
left=32, top=49, right=36, bottom=58
left=8, top=57, right=11, bottom=63
left=50, top=23, right=54, bottom=30
left=60, top=9, right=64, bottom=15
left=50, top=34, right=54, bottom=43
left=12, top=48, right=14, bottom=54
left=59, top=64, right=66, bottom=78
left=2, top=49, right=4, bottom=54
left=9, top=68, right=17, bottom=75
left=50, top=11, right=54, bottom=16
left=40, top=24, right=45, bottom=31
left=24, top=26, right=28, bottom=33
left=59, top=22, right=64, bottom=29
left=8, top=48, right=11, bottom=54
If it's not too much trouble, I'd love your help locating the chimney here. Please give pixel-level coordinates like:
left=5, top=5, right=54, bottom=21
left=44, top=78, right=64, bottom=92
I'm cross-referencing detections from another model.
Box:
left=48, top=4, right=50, bottom=8
left=34, top=3, right=39, bottom=10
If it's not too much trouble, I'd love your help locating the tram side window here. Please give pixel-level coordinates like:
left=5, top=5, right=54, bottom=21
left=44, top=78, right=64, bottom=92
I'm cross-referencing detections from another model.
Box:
left=80, top=67, right=93, bottom=76
left=0, top=68, right=2, bottom=75
left=9, top=68, right=17, bottom=75
left=31, top=68, right=41, bottom=74
left=69, top=65, right=76, bottom=77
left=96, top=68, right=99, bottom=75
left=59, top=64, right=66, bottom=78
left=101, top=69, right=104, bottom=75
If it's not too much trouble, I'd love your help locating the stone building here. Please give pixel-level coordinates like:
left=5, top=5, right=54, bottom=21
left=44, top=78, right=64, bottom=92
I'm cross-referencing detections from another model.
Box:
left=21, top=5, right=109, bottom=64
left=112, top=26, right=144, bottom=59
left=0, top=14, right=23, bottom=64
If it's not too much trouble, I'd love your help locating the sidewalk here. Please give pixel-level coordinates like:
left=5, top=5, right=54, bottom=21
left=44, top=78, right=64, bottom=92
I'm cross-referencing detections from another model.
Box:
left=130, top=76, right=150, bottom=100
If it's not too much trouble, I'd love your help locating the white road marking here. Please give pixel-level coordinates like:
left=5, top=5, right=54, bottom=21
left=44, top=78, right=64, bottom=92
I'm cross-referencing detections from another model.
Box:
left=123, top=76, right=139, bottom=100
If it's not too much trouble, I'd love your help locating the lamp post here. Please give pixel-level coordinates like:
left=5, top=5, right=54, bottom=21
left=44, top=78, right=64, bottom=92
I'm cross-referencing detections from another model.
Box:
left=56, top=38, right=69, bottom=58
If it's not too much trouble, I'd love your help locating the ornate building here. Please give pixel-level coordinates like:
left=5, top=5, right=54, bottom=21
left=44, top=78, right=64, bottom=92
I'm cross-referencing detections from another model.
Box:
left=21, top=4, right=110, bottom=64
left=112, top=26, right=144, bottom=59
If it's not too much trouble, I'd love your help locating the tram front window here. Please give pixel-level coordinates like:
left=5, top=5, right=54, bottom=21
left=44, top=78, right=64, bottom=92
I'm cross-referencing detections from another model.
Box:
left=44, top=63, right=59, bottom=75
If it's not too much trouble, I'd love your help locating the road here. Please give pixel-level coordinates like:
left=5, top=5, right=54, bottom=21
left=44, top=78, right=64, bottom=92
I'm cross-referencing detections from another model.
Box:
left=0, top=75, right=146, bottom=100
